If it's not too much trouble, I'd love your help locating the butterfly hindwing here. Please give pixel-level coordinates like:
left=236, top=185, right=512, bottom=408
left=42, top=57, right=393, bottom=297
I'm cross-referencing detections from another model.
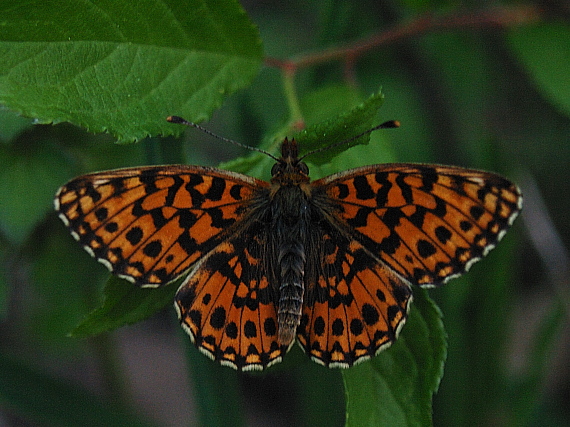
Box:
left=175, top=227, right=288, bottom=371
left=298, top=230, right=412, bottom=367
left=55, top=166, right=268, bottom=287
left=314, top=164, right=522, bottom=287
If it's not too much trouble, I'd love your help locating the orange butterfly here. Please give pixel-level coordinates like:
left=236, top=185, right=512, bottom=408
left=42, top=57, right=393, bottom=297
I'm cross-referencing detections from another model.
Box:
left=55, top=117, right=522, bottom=371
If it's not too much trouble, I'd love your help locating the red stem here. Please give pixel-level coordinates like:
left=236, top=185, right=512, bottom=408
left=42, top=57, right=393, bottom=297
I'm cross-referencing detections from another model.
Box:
left=264, top=5, right=541, bottom=72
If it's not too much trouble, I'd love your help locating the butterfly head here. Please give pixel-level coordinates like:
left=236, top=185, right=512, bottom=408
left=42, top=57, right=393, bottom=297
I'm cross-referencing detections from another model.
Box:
left=167, top=115, right=399, bottom=186
left=270, top=138, right=310, bottom=185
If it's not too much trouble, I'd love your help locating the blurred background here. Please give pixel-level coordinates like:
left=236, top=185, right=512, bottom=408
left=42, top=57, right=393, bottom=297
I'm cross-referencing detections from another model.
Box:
left=1, top=1, right=569, bottom=426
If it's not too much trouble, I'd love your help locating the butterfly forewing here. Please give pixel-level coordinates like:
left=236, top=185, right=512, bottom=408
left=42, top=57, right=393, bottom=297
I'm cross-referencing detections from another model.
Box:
left=314, top=164, right=522, bottom=287
left=55, top=166, right=268, bottom=287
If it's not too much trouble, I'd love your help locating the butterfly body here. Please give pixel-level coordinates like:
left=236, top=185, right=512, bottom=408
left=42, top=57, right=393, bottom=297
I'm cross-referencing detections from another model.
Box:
left=55, top=136, right=522, bottom=371
left=267, top=138, right=311, bottom=346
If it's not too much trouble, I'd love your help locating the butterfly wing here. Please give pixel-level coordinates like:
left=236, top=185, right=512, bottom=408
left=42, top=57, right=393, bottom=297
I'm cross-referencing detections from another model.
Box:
left=313, top=164, right=522, bottom=287
left=298, top=228, right=412, bottom=367
left=175, top=226, right=288, bottom=371
left=55, top=165, right=269, bottom=287
left=297, top=164, right=522, bottom=367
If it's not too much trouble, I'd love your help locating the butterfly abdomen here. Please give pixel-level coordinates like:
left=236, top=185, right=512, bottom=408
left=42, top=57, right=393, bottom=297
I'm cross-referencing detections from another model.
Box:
left=271, top=185, right=311, bottom=346
left=277, top=239, right=306, bottom=345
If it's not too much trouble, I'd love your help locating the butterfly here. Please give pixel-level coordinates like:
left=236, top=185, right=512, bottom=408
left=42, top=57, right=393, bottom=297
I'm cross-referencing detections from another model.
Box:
left=55, top=116, right=522, bottom=371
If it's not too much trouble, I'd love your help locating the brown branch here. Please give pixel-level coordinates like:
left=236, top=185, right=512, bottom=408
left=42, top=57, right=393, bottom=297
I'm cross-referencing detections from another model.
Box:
left=264, top=5, right=542, bottom=72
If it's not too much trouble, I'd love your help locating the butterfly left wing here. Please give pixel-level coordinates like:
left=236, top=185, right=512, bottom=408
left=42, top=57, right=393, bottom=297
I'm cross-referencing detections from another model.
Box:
left=55, top=165, right=268, bottom=287
left=175, top=226, right=289, bottom=371
left=313, top=164, right=522, bottom=287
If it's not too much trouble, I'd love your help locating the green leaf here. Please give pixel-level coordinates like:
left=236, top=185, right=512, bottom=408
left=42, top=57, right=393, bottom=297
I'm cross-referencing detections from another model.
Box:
left=300, top=84, right=364, bottom=126
left=344, top=288, right=447, bottom=427
left=220, top=88, right=389, bottom=179
left=0, top=0, right=263, bottom=142
left=507, top=23, right=570, bottom=118
left=295, top=90, right=387, bottom=164
left=297, top=362, right=346, bottom=426
left=0, top=353, right=157, bottom=427
left=183, top=336, right=246, bottom=427
left=26, top=225, right=108, bottom=352
left=70, top=275, right=179, bottom=337
left=0, top=240, right=9, bottom=319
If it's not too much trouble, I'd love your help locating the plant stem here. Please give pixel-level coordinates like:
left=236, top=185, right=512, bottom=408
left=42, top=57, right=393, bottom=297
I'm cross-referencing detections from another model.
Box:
left=281, top=64, right=305, bottom=131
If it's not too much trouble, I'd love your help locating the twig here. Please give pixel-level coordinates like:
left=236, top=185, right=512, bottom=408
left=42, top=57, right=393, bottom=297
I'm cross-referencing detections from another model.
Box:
left=265, top=5, right=541, bottom=72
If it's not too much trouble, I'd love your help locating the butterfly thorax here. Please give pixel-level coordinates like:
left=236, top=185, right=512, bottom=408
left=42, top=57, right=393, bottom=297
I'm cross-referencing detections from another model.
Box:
left=270, top=138, right=310, bottom=186
left=268, top=138, right=313, bottom=345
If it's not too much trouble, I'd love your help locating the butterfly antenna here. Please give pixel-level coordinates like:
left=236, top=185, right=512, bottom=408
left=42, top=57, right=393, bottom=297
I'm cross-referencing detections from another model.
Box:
left=299, top=120, right=400, bottom=161
left=167, top=116, right=280, bottom=161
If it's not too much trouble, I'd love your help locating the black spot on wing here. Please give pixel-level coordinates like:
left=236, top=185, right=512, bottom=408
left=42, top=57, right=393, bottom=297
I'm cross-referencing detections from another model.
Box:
left=206, top=176, right=226, bottom=201
left=470, top=205, right=484, bottom=220
left=126, top=227, right=144, bottom=245
left=95, top=207, right=108, bottom=221
left=225, top=322, right=238, bottom=339
left=104, top=222, right=118, bottom=233
left=418, top=166, right=438, bottom=192
left=416, top=239, right=437, bottom=259
left=143, top=240, right=162, bottom=258
left=314, top=316, right=325, bottom=336
left=264, top=318, right=277, bottom=336
left=435, top=225, right=452, bottom=244
left=336, top=183, right=349, bottom=199
left=353, top=175, right=375, bottom=200
left=361, top=304, right=379, bottom=326
left=210, top=306, right=226, bottom=329
left=229, top=184, right=244, bottom=201
left=332, top=318, right=344, bottom=336
left=244, top=320, right=257, bottom=338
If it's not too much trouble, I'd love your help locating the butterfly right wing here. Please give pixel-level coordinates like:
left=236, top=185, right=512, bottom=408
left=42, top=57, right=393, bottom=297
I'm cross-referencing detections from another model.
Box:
left=55, top=165, right=268, bottom=287
left=298, top=228, right=412, bottom=368
left=298, top=163, right=521, bottom=367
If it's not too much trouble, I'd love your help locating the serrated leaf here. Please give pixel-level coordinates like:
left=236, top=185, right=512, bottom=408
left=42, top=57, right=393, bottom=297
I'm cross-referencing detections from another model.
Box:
left=300, top=84, right=364, bottom=126
left=295, top=90, right=387, bottom=164
left=219, top=89, right=388, bottom=179
left=0, top=0, right=262, bottom=142
left=344, top=288, right=447, bottom=427
left=70, top=275, right=179, bottom=337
